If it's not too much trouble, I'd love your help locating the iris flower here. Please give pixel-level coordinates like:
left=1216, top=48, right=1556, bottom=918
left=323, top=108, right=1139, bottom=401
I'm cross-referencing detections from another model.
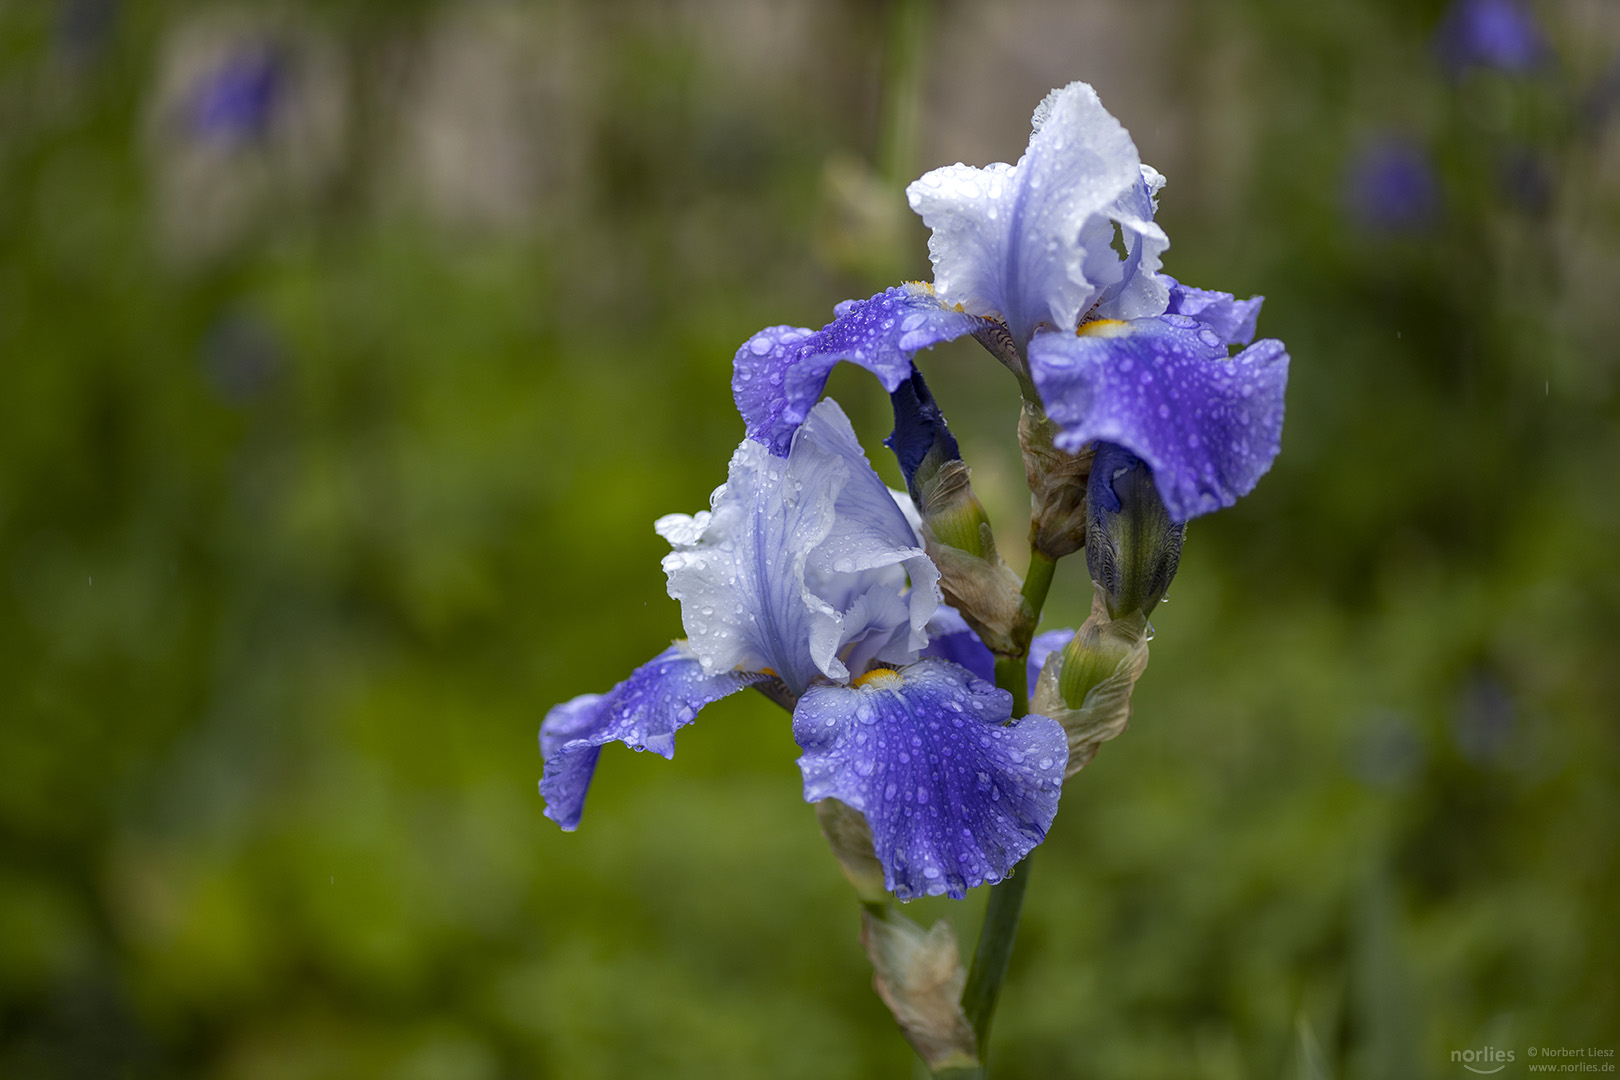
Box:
left=541, top=401, right=1066, bottom=900
left=542, top=81, right=1290, bottom=906
left=733, top=81, right=1288, bottom=523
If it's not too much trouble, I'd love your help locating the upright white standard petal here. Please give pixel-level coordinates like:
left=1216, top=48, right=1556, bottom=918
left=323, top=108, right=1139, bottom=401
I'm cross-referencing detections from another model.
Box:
left=659, top=399, right=940, bottom=696
left=798, top=405, right=941, bottom=681
left=1088, top=166, right=1171, bottom=322
left=906, top=82, right=1165, bottom=343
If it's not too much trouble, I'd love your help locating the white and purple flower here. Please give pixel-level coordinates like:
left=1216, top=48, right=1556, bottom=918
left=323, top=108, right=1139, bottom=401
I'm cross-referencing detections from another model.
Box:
left=732, top=81, right=1290, bottom=524
left=540, top=400, right=1066, bottom=900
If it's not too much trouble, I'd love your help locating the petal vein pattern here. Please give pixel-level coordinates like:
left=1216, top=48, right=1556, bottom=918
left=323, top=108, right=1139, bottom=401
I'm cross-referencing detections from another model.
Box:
left=906, top=82, right=1149, bottom=343
left=793, top=659, right=1067, bottom=900
left=733, top=284, right=982, bottom=457
left=659, top=399, right=940, bottom=695
left=1028, top=317, right=1289, bottom=521
left=539, top=645, right=759, bottom=830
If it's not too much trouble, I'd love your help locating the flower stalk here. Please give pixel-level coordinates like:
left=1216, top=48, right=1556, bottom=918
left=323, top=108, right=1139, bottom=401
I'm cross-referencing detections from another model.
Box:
left=960, top=539, right=1060, bottom=1067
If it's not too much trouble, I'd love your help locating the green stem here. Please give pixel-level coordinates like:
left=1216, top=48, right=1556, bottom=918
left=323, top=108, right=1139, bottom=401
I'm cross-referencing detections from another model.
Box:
left=990, top=551, right=1058, bottom=718
left=960, top=851, right=1035, bottom=1054
left=960, top=546, right=1060, bottom=1066
left=1021, top=550, right=1058, bottom=619
left=990, top=655, right=1029, bottom=719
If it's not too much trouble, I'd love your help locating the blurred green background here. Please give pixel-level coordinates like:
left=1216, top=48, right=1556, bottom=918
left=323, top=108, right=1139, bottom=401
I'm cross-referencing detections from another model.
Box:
left=2, top=1, right=1617, bottom=1077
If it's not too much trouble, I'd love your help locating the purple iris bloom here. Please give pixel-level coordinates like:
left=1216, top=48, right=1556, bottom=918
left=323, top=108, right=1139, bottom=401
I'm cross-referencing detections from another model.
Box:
left=1436, top=0, right=1546, bottom=75
left=1345, top=138, right=1441, bottom=232
left=732, top=82, right=1290, bottom=523
left=191, top=44, right=282, bottom=144
left=734, top=285, right=983, bottom=458
left=540, top=400, right=1067, bottom=900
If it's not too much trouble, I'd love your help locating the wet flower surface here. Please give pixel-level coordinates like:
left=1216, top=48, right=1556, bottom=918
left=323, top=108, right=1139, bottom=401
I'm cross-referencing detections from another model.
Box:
left=546, top=79, right=1293, bottom=904
left=730, top=82, right=1289, bottom=524
left=541, top=401, right=1065, bottom=900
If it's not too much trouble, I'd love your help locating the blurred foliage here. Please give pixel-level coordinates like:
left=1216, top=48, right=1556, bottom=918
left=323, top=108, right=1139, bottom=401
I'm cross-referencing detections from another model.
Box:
left=1, top=0, right=1617, bottom=1077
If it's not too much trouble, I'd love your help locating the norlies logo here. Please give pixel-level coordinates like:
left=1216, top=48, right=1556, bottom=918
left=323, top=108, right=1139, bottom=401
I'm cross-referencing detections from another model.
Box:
left=1453, top=1046, right=1516, bottom=1074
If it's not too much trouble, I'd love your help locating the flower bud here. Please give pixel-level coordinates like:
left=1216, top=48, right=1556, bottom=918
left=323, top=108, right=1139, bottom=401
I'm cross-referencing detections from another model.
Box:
left=1085, top=441, right=1185, bottom=621
left=1055, top=615, right=1141, bottom=710
left=1030, top=584, right=1151, bottom=777
left=1019, top=400, right=1091, bottom=560
left=814, top=798, right=888, bottom=906
left=888, top=370, right=1027, bottom=656
left=887, top=370, right=987, bottom=554
left=860, top=908, right=979, bottom=1073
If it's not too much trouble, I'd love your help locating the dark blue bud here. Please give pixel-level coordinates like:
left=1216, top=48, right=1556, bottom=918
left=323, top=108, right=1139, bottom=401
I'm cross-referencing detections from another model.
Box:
left=887, top=369, right=1025, bottom=654
left=886, top=369, right=989, bottom=557
left=885, top=368, right=960, bottom=506
left=1085, top=441, right=1184, bottom=621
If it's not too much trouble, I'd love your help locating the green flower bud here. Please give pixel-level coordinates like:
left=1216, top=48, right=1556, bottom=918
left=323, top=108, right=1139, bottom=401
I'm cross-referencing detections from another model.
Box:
left=1030, top=585, right=1152, bottom=778
left=1019, top=401, right=1092, bottom=561
left=888, top=370, right=1028, bottom=657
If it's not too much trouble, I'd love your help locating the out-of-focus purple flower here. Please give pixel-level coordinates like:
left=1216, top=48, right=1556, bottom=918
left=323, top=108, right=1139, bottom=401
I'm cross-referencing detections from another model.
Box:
left=1436, top=0, right=1546, bottom=75
left=191, top=44, right=282, bottom=143
left=1345, top=138, right=1441, bottom=232
left=540, top=399, right=1068, bottom=900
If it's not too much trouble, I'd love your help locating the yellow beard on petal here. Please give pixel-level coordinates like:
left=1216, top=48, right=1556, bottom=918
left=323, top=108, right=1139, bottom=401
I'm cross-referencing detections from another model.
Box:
left=850, top=667, right=905, bottom=690
left=1078, top=318, right=1131, bottom=338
